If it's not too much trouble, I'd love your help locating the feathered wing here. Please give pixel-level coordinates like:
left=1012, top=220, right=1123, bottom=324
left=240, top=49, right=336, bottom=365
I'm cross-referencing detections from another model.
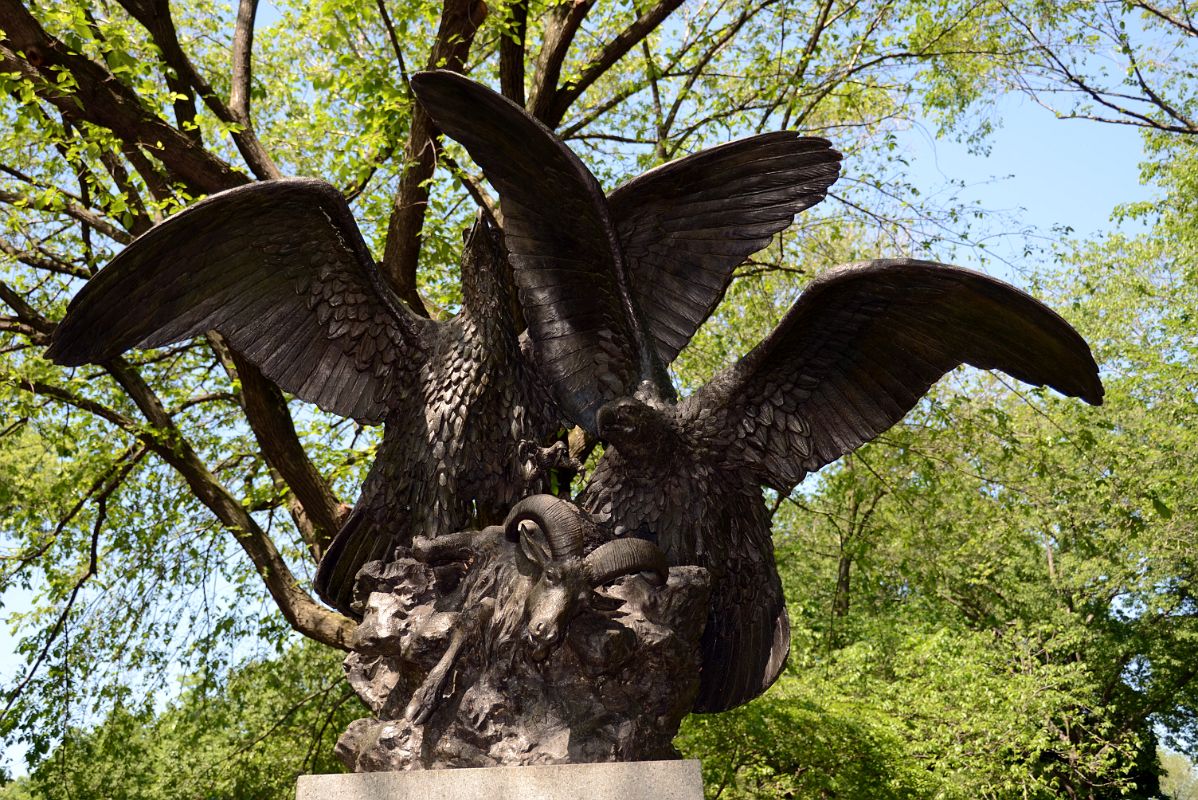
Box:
left=692, top=494, right=791, bottom=713
left=608, top=133, right=842, bottom=367
left=410, top=70, right=641, bottom=433
left=688, top=259, right=1105, bottom=491
left=47, top=178, right=431, bottom=424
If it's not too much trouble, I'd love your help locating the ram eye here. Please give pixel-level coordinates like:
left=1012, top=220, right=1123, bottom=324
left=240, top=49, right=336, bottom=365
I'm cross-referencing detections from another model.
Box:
left=544, top=567, right=561, bottom=584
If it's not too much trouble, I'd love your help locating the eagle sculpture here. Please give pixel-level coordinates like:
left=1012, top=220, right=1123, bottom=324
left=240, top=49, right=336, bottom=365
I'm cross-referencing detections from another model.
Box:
left=413, top=71, right=1105, bottom=712
left=47, top=81, right=842, bottom=619
left=46, top=186, right=561, bottom=617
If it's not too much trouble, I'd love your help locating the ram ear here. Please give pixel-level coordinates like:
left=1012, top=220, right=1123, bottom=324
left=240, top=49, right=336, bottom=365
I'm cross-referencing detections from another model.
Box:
left=516, top=520, right=553, bottom=574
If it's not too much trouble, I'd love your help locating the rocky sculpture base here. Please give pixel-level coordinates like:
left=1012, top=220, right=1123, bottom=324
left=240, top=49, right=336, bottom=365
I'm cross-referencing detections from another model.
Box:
left=336, top=550, right=710, bottom=771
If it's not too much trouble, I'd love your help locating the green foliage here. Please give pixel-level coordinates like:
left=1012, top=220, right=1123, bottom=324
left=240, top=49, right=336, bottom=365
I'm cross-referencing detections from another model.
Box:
left=676, top=192, right=1198, bottom=796
left=2, top=0, right=1197, bottom=794
left=7, top=641, right=358, bottom=800
left=1162, top=750, right=1198, bottom=800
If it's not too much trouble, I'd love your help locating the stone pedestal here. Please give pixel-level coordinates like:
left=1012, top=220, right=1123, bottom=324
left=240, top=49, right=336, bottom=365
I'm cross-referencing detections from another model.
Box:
left=296, top=760, right=704, bottom=800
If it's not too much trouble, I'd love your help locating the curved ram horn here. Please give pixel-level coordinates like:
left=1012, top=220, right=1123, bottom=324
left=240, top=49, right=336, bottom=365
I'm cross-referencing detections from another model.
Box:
left=503, top=494, right=587, bottom=558
left=584, top=538, right=669, bottom=587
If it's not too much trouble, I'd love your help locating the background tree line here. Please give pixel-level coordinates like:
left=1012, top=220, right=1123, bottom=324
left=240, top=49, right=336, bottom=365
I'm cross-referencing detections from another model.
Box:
left=0, top=0, right=1194, bottom=797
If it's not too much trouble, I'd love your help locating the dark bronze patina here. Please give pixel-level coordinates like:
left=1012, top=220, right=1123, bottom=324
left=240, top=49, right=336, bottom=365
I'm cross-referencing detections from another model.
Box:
left=413, top=71, right=1104, bottom=714
left=46, top=71, right=1103, bottom=769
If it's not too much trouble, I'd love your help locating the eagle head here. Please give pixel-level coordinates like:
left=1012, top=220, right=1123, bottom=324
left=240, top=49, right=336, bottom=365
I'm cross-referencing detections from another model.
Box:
left=596, top=397, right=675, bottom=456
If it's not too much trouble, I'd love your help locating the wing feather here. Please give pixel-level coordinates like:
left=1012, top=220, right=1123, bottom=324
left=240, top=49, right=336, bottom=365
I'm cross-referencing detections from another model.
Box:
left=688, top=259, right=1104, bottom=490
left=46, top=178, right=429, bottom=424
left=411, top=70, right=640, bottom=433
left=609, top=132, right=842, bottom=366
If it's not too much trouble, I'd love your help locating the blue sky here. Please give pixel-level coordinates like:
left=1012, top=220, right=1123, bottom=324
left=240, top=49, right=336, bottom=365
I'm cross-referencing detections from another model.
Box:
left=0, top=90, right=1151, bottom=778
left=904, top=93, right=1150, bottom=259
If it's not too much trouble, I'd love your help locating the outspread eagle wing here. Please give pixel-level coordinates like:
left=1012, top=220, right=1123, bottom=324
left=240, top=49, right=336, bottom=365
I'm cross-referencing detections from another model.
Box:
left=687, top=259, right=1104, bottom=491
left=410, top=70, right=641, bottom=433
left=46, top=178, right=430, bottom=424
left=608, top=133, right=842, bottom=367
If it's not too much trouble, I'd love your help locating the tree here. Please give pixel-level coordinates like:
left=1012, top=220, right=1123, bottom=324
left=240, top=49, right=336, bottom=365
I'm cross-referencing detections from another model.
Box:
left=0, top=0, right=1040, bottom=760
left=674, top=155, right=1198, bottom=796
left=1162, top=750, right=1198, bottom=800
left=1, top=0, right=1194, bottom=794
left=0, top=641, right=356, bottom=800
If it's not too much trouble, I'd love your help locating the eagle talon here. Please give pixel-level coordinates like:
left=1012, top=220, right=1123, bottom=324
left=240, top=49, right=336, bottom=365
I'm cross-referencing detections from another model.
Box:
left=519, top=439, right=583, bottom=479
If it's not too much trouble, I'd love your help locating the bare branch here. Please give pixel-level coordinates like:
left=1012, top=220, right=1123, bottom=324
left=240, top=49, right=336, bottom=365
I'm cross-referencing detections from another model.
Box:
left=542, top=0, right=687, bottom=128
left=118, top=144, right=173, bottom=211
left=169, top=392, right=237, bottom=415
left=380, top=0, right=488, bottom=314
left=559, top=79, right=648, bottom=139
left=500, top=0, right=529, bottom=104
left=641, top=38, right=668, bottom=160
left=0, top=316, right=44, bottom=340
left=1120, top=24, right=1198, bottom=130
left=228, top=0, right=283, bottom=180
left=0, top=188, right=133, bottom=244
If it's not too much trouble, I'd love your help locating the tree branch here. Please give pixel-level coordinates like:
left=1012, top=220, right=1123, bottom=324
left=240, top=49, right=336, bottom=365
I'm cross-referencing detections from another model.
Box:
left=105, top=358, right=356, bottom=649
left=116, top=0, right=286, bottom=176
left=0, top=279, right=54, bottom=336
left=0, top=236, right=89, bottom=278
left=0, top=188, right=133, bottom=244
left=528, top=0, right=598, bottom=123
left=542, top=0, right=687, bottom=128
left=376, top=0, right=413, bottom=92
left=228, top=0, right=283, bottom=180
left=780, top=0, right=836, bottom=129
left=206, top=332, right=346, bottom=560
left=3, top=362, right=356, bottom=650
left=499, top=0, right=529, bottom=104
left=0, top=486, right=111, bottom=727
left=1001, top=0, right=1198, bottom=135
left=0, top=445, right=146, bottom=582
left=659, top=1, right=765, bottom=154
left=1131, top=0, right=1198, bottom=37
left=112, top=0, right=201, bottom=141
left=0, top=0, right=247, bottom=194
left=0, top=4, right=348, bottom=563
left=380, top=0, right=488, bottom=315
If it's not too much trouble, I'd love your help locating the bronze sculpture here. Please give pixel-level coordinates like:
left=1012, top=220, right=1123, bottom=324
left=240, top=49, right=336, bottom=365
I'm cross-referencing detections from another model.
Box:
left=47, top=89, right=840, bottom=621
left=412, top=71, right=1105, bottom=713
left=45, top=70, right=1104, bottom=770
left=46, top=184, right=563, bottom=618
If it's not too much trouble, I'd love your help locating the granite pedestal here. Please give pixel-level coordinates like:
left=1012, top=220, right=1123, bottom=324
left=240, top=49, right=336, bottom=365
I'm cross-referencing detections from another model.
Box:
left=296, top=760, right=704, bottom=800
